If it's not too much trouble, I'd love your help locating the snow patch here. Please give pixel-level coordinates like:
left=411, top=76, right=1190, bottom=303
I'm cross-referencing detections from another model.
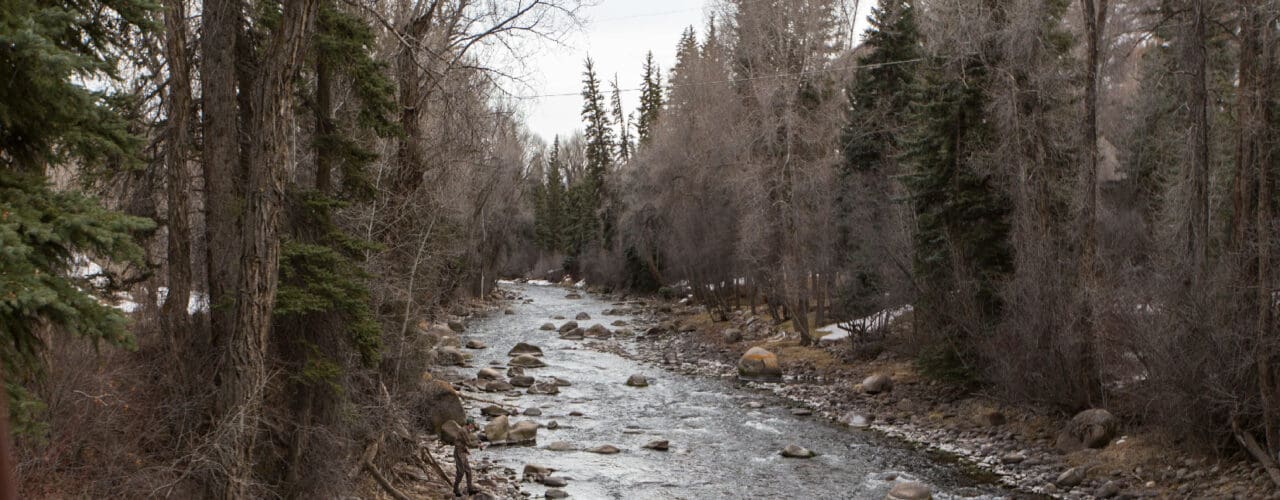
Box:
left=817, top=305, right=913, bottom=342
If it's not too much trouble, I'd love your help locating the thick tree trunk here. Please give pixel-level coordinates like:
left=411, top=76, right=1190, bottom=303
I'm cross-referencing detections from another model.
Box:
left=202, top=0, right=241, bottom=348
left=216, top=0, right=319, bottom=496
left=1079, top=0, right=1108, bottom=405
left=1184, top=0, right=1210, bottom=274
left=163, top=0, right=193, bottom=342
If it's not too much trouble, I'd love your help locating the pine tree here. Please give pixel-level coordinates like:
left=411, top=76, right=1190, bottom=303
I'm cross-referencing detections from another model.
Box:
left=636, top=51, right=664, bottom=145
left=611, top=76, right=633, bottom=163
left=574, top=57, right=614, bottom=250
left=903, top=56, right=1012, bottom=381
left=834, top=0, right=921, bottom=317
left=0, top=0, right=156, bottom=434
left=534, top=138, right=568, bottom=252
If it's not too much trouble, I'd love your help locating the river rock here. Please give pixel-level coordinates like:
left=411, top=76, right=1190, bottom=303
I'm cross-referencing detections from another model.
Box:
left=862, top=373, right=894, bottom=394
left=642, top=440, right=669, bottom=451
left=625, top=374, right=649, bottom=387
left=539, top=476, right=567, bottom=487
left=508, top=342, right=544, bottom=357
left=528, top=382, right=560, bottom=395
left=780, top=444, right=815, bottom=458
left=523, top=464, right=552, bottom=479
left=791, top=408, right=813, bottom=416
left=434, top=346, right=468, bottom=366
left=1056, top=466, right=1086, bottom=488
left=504, top=308, right=515, bottom=315
left=420, top=378, right=465, bottom=434
left=510, top=354, right=546, bottom=368
left=575, top=312, right=591, bottom=320
left=565, top=293, right=582, bottom=299
left=540, top=323, right=556, bottom=331
left=465, top=340, right=486, bottom=349
left=507, top=366, right=525, bottom=377
left=587, top=444, right=620, bottom=454
left=560, top=328, right=585, bottom=341
left=546, top=420, right=560, bottom=429
left=887, top=481, right=932, bottom=500
left=722, top=328, right=743, bottom=343
left=545, top=488, right=569, bottom=499
left=569, top=411, right=584, bottom=417
left=551, top=377, right=572, bottom=387
left=524, top=407, right=543, bottom=416
left=737, top=347, right=782, bottom=382
left=1063, top=408, right=1119, bottom=449
left=585, top=324, right=612, bottom=338
left=1095, top=481, right=1121, bottom=498
left=448, top=320, right=466, bottom=332
left=509, top=420, right=538, bottom=443
left=484, top=380, right=514, bottom=392
left=557, top=321, right=579, bottom=333
left=481, top=405, right=509, bottom=417
left=478, top=367, right=503, bottom=380
left=510, top=375, right=535, bottom=388
left=546, top=441, right=573, bottom=451
left=611, top=320, right=627, bottom=327
left=484, top=416, right=510, bottom=442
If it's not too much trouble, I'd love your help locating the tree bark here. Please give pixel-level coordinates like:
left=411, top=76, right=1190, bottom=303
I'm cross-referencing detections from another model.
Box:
left=216, top=0, right=319, bottom=496
left=1184, top=0, right=1210, bottom=275
left=1079, top=0, right=1108, bottom=405
left=163, top=0, right=194, bottom=343
left=202, top=0, right=241, bottom=348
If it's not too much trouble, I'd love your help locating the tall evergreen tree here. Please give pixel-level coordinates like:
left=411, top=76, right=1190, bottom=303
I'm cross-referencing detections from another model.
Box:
left=611, top=76, right=634, bottom=163
left=636, top=51, right=664, bottom=145
left=903, top=56, right=1012, bottom=381
left=570, top=57, right=614, bottom=251
left=835, top=0, right=921, bottom=320
left=0, top=0, right=155, bottom=435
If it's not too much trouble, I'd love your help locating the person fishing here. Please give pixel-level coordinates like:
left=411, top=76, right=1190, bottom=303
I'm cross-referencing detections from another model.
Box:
left=448, top=419, right=478, bottom=497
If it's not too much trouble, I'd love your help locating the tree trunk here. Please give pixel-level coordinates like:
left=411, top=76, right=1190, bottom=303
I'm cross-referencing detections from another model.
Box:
left=163, top=0, right=193, bottom=343
left=1184, top=0, right=1210, bottom=274
left=1079, top=0, right=1108, bottom=405
left=314, top=45, right=333, bottom=193
left=216, top=0, right=319, bottom=496
left=202, top=0, right=241, bottom=348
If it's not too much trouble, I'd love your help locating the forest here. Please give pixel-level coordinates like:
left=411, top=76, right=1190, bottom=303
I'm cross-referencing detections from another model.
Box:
left=3, top=0, right=1280, bottom=497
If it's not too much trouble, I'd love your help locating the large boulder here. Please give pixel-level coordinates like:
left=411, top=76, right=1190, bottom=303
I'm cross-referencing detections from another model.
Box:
left=509, top=420, right=538, bottom=443
left=557, top=321, right=579, bottom=333
left=440, top=420, right=476, bottom=447
left=448, top=320, right=466, bottom=333
left=861, top=373, right=894, bottom=394
left=420, top=378, right=465, bottom=434
left=483, top=380, right=514, bottom=392
left=887, top=481, right=932, bottom=500
left=434, top=346, right=467, bottom=366
left=510, top=354, right=546, bottom=368
left=1061, top=408, right=1119, bottom=449
left=585, top=324, right=612, bottom=338
left=737, top=347, right=782, bottom=382
left=421, top=324, right=461, bottom=347
left=484, top=415, right=509, bottom=442
left=477, top=367, right=503, bottom=380
left=508, top=342, right=544, bottom=357
left=528, top=382, right=560, bottom=395
left=722, top=328, right=743, bottom=343
left=510, top=375, right=535, bottom=388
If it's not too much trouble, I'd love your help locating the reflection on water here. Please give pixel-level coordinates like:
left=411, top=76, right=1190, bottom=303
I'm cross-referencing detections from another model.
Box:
left=459, top=283, right=1003, bottom=500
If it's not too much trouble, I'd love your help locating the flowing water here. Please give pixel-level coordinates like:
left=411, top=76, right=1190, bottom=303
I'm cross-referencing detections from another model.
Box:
left=459, top=283, right=1004, bottom=499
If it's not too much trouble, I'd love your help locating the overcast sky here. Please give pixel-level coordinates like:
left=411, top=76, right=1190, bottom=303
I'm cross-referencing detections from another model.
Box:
left=519, top=0, right=874, bottom=143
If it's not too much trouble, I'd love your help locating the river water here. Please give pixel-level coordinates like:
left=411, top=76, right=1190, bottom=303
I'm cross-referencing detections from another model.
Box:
left=458, top=283, right=1003, bottom=499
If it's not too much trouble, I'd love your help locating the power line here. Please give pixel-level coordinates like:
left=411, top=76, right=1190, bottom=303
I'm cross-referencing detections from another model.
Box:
left=514, top=57, right=923, bottom=100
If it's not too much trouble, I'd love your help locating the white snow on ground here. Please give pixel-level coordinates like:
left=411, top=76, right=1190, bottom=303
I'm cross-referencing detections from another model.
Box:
left=526, top=279, right=553, bottom=286
left=573, top=279, right=586, bottom=288
left=816, top=305, right=914, bottom=342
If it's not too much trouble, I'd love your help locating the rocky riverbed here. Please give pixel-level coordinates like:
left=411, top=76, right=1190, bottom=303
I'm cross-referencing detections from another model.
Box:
left=436, top=282, right=1010, bottom=499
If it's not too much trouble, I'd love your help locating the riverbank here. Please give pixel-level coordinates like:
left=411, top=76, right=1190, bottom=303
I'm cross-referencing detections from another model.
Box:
left=601, top=289, right=1279, bottom=499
